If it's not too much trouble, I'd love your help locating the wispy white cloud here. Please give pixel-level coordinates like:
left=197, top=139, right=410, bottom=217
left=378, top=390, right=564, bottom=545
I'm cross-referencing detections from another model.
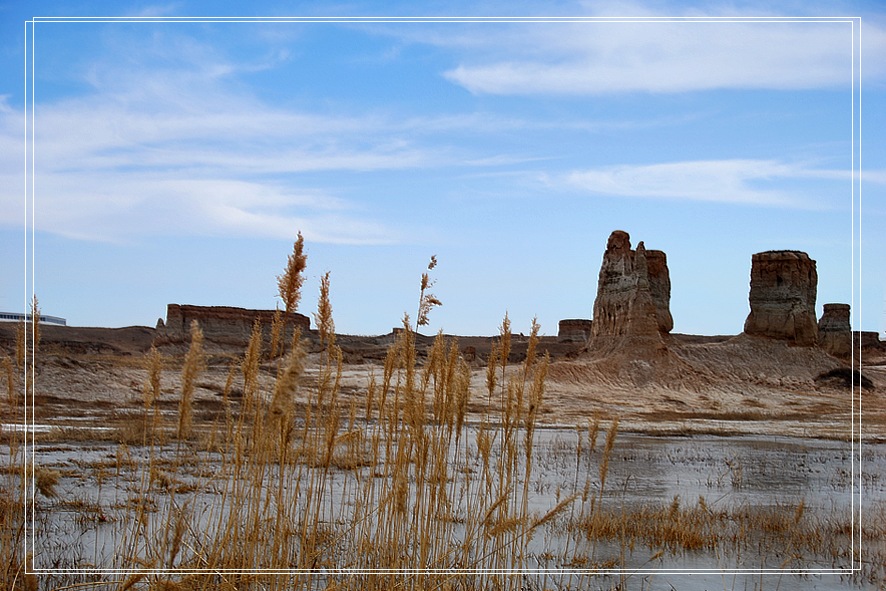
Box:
left=2, top=32, right=438, bottom=244
left=373, top=3, right=886, bottom=96
left=564, top=159, right=860, bottom=206
left=126, top=3, right=185, bottom=17
left=3, top=170, right=396, bottom=244
left=444, top=20, right=873, bottom=95
left=863, top=171, right=886, bottom=185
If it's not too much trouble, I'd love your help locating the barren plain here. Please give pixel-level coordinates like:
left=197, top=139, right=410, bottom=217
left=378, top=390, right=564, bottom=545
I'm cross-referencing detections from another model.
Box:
left=7, top=322, right=884, bottom=442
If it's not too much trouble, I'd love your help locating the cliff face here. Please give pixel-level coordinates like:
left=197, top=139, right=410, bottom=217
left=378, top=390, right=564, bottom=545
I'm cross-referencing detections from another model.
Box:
left=591, top=231, right=672, bottom=342
left=161, top=304, right=310, bottom=346
left=743, top=251, right=818, bottom=346
left=818, top=303, right=851, bottom=358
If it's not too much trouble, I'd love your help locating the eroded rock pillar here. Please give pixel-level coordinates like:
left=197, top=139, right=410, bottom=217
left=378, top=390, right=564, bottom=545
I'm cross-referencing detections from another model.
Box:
left=818, top=303, right=851, bottom=358
left=591, top=230, right=672, bottom=341
left=743, top=251, right=818, bottom=346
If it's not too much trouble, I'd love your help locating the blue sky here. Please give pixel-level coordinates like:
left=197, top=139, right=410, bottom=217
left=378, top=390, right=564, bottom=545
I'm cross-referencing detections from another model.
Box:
left=1, top=1, right=884, bottom=338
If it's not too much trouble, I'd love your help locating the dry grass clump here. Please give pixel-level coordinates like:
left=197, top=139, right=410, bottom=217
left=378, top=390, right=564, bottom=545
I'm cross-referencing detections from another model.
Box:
left=574, top=493, right=879, bottom=572
left=33, top=467, right=61, bottom=499
left=0, top=475, right=26, bottom=588
left=1, top=378, right=29, bottom=590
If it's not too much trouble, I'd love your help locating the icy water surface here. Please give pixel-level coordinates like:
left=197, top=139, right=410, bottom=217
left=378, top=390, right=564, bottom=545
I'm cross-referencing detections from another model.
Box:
left=15, top=429, right=886, bottom=590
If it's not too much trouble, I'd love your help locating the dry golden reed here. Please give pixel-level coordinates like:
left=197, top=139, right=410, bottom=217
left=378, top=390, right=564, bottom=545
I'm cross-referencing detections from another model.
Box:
left=269, top=305, right=284, bottom=359
left=142, top=345, right=163, bottom=409
left=15, top=320, right=25, bottom=369
left=2, top=354, right=14, bottom=404
left=416, top=254, right=442, bottom=329
left=30, top=295, right=39, bottom=359
left=177, top=320, right=205, bottom=440
left=277, top=231, right=307, bottom=315
left=315, top=271, right=335, bottom=346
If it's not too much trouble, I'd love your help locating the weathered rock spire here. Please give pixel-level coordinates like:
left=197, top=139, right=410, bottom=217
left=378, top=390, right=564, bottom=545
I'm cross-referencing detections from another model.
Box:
left=591, top=230, right=672, bottom=342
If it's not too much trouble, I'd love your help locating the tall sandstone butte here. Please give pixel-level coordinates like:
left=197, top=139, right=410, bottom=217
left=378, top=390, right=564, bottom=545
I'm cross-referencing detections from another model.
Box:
left=743, top=251, right=818, bottom=346
left=591, top=230, right=673, bottom=342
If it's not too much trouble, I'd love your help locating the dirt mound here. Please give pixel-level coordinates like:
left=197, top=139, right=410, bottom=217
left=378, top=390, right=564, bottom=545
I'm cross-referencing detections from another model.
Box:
left=552, top=333, right=841, bottom=393
left=538, top=333, right=872, bottom=436
left=674, top=333, right=841, bottom=387
left=569, top=335, right=709, bottom=390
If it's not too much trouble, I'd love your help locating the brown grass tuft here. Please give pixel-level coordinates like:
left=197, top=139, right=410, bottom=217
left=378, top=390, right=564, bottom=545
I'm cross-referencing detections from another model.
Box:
left=34, top=466, right=60, bottom=498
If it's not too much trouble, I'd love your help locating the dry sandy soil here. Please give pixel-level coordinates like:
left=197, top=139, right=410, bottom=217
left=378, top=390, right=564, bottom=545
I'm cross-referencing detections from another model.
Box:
left=2, top=322, right=884, bottom=442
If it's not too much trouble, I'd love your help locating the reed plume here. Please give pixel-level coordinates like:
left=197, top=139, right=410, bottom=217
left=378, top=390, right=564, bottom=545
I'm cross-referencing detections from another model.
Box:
left=416, top=254, right=442, bottom=329
left=277, top=231, right=307, bottom=315
left=177, top=320, right=205, bottom=440
left=270, top=328, right=304, bottom=420
left=599, top=417, right=619, bottom=494
left=315, top=271, right=335, bottom=346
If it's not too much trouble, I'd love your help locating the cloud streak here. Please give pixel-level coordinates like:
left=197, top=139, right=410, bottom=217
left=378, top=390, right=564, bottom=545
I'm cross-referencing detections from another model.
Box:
left=564, top=159, right=853, bottom=207
left=7, top=171, right=397, bottom=245
left=429, top=16, right=884, bottom=95
left=5, top=35, right=439, bottom=244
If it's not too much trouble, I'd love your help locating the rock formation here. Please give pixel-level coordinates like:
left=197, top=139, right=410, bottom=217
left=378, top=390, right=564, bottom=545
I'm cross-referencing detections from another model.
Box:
left=590, top=231, right=673, bottom=343
left=645, top=249, right=674, bottom=334
left=161, top=304, right=310, bottom=346
left=743, top=251, right=818, bottom=346
left=558, top=319, right=593, bottom=343
left=817, top=303, right=851, bottom=358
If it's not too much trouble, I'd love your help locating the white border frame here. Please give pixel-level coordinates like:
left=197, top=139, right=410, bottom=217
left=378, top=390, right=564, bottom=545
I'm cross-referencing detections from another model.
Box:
left=22, top=14, right=865, bottom=582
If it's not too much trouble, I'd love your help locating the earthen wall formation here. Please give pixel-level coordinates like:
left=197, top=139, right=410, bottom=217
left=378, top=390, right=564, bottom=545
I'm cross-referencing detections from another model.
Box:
left=161, top=304, right=310, bottom=345
left=558, top=319, right=593, bottom=343
left=857, top=331, right=883, bottom=350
